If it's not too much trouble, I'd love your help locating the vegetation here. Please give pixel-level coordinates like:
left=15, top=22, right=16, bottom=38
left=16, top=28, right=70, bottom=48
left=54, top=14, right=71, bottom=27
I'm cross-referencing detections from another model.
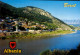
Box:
left=4, top=30, right=73, bottom=39
left=69, top=25, right=75, bottom=30
left=40, top=44, right=80, bottom=55
left=0, top=1, right=73, bottom=30
left=29, top=27, right=41, bottom=30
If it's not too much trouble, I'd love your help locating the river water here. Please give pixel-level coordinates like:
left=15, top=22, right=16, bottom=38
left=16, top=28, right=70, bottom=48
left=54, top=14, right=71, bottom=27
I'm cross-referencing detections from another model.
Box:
left=0, top=30, right=80, bottom=55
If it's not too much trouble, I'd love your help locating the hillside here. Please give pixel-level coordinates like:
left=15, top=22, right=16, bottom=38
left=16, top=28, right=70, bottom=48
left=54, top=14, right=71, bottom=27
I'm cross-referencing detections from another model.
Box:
left=0, top=1, right=72, bottom=30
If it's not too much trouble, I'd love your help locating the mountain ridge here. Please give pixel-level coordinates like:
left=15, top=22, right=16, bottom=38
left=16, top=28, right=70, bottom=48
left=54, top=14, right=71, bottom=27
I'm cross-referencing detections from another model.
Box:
left=0, top=1, right=72, bottom=30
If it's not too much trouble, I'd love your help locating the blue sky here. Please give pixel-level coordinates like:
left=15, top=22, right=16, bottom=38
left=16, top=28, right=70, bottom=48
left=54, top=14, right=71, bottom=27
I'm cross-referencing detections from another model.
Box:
left=0, top=0, right=80, bottom=20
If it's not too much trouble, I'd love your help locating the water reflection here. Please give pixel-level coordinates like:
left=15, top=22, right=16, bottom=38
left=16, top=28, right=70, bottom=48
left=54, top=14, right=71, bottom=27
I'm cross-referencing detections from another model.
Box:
left=0, top=31, right=80, bottom=55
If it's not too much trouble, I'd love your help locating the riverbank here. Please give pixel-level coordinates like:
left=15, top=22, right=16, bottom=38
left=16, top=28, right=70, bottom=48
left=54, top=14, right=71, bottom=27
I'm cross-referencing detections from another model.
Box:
left=40, top=44, right=80, bottom=55
left=0, top=30, right=74, bottom=39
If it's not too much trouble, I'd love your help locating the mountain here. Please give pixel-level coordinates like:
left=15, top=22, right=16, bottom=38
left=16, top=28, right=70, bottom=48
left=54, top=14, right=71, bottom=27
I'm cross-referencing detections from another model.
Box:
left=0, top=1, right=72, bottom=30
left=63, top=20, right=80, bottom=24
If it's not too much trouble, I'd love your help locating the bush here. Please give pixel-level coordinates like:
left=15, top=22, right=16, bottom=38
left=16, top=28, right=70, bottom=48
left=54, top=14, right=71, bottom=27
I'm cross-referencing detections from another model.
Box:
left=40, top=44, right=80, bottom=55
left=40, top=50, right=52, bottom=55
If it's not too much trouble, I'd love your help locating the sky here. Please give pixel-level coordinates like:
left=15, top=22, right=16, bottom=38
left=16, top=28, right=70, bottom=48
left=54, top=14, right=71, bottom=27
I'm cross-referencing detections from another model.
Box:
left=0, top=0, right=80, bottom=21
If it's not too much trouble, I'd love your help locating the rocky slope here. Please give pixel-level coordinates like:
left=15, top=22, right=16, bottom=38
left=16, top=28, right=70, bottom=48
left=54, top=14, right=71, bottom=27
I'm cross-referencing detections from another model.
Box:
left=23, top=6, right=72, bottom=30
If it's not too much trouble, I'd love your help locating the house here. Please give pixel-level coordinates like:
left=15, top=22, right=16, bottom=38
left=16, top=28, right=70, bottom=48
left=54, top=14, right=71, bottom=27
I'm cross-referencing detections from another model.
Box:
left=0, top=19, right=5, bottom=24
left=28, top=21, right=32, bottom=26
left=25, top=28, right=29, bottom=31
left=0, top=29, right=2, bottom=32
left=56, top=28, right=62, bottom=30
left=31, top=25, right=37, bottom=28
left=2, top=29, right=8, bottom=32
left=36, top=23, right=39, bottom=25
left=6, top=17, right=10, bottom=19
left=0, top=21, right=3, bottom=24
left=0, top=29, right=8, bottom=32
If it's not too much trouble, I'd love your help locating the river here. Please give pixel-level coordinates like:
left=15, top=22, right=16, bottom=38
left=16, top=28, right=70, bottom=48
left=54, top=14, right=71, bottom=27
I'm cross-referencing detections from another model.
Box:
left=0, top=30, right=80, bottom=55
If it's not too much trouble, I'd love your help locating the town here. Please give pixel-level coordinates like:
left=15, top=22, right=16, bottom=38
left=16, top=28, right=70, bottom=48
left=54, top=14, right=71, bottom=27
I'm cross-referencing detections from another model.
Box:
left=0, top=16, right=50, bottom=37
